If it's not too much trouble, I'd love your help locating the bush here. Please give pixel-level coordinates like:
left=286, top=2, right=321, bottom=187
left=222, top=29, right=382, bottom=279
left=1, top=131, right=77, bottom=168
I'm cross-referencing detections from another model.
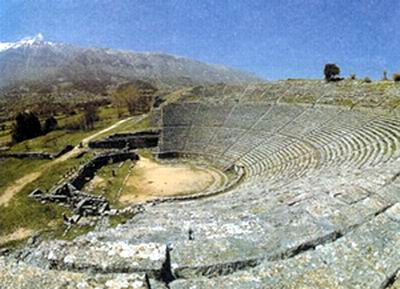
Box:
left=350, top=74, right=357, bottom=80
left=82, top=104, right=99, bottom=130
left=363, top=77, right=372, bottom=83
left=64, top=121, right=82, bottom=131
left=324, top=64, right=341, bottom=81
left=393, top=73, right=400, bottom=82
left=12, top=111, right=42, bottom=143
left=43, top=116, right=58, bottom=133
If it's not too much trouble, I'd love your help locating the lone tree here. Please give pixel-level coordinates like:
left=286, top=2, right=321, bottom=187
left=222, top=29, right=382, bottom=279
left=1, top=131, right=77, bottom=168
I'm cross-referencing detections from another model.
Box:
left=12, top=111, right=42, bottom=143
left=324, top=64, right=341, bottom=82
left=82, top=104, right=99, bottom=130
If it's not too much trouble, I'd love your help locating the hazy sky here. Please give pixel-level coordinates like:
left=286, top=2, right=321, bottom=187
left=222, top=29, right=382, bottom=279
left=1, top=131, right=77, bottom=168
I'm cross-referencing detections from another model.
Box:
left=0, top=0, right=398, bottom=80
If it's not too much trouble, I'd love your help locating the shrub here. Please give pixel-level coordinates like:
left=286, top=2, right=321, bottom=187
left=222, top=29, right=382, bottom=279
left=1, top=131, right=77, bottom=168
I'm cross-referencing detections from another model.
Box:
left=363, top=77, right=372, bottom=83
left=12, top=111, right=42, bottom=143
left=393, top=73, right=400, bottom=82
left=350, top=74, right=357, bottom=80
left=64, top=121, right=82, bottom=131
left=324, top=64, right=341, bottom=81
left=43, top=116, right=58, bottom=133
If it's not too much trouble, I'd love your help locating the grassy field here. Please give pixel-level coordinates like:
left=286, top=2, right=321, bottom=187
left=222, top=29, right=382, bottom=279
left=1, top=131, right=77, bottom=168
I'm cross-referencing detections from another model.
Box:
left=0, top=155, right=91, bottom=241
left=82, top=160, right=134, bottom=208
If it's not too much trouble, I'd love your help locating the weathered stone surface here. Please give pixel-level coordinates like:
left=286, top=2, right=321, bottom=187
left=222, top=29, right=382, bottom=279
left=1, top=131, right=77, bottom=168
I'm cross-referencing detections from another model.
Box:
left=26, top=240, right=167, bottom=279
left=0, top=257, right=149, bottom=289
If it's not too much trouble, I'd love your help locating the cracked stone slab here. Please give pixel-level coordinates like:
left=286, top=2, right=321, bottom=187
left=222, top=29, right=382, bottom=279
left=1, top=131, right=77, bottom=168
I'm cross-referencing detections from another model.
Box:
left=169, top=273, right=263, bottom=289
left=0, top=257, right=149, bottom=289
left=378, top=185, right=400, bottom=203
left=171, top=209, right=400, bottom=289
left=388, top=271, right=400, bottom=289
left=386, top=203, right=400, bottom=223
left=148, top=279, right=169, bottom=289
left=170, top=238, right=264, bottom=279
left=26, top=240, right=167, bottom=279
left=169, top=215, right=336, bottom=280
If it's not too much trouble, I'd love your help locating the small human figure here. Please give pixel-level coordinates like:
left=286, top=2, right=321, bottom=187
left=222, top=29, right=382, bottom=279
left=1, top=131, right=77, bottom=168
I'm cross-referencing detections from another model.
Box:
left=188, top=228, right=194, bottom=241
left=62, top=213, right=70, bottom=226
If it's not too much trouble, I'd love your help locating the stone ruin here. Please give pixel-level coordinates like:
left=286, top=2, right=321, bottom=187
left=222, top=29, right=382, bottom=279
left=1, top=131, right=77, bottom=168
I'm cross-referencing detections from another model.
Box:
left=0, top=145, right=74, bottom=160
left=88, top=130, right=159, bottom=150
left=2, top=84, right=400, bottom=288
left=30, top=183, right=110, bottom=217
left=29, top=151, right=140, bottom=223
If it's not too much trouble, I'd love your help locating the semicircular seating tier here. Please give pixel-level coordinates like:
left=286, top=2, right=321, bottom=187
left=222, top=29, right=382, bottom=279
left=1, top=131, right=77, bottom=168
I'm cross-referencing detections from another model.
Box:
left=159, top=101, right=400, bottom=190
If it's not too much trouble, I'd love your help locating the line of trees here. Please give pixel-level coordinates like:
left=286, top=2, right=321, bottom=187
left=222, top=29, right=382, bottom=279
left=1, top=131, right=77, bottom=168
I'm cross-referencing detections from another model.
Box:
left=11, top=104, right=99, bottom=144
left=324, top=64, right=400, bottom=83
left=11, top=111, right=58, bottom=143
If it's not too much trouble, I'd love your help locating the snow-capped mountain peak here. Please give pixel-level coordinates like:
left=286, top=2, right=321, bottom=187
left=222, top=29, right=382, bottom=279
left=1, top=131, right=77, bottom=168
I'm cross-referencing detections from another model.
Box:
left=0, top=36, right=261, bottom=91
left=21, top=33, right=44, bottom=44
left=0, top=33, right=53, bottom=52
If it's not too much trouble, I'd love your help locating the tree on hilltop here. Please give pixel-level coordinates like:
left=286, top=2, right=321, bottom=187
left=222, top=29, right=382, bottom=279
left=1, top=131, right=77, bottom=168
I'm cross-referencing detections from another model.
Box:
left=324, top=64, right=341, bottom=82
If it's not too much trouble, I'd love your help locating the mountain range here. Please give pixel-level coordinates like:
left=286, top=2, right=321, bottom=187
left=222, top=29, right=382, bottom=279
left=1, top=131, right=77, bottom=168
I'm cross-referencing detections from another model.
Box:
left=0, top=34, right=262, bottom=98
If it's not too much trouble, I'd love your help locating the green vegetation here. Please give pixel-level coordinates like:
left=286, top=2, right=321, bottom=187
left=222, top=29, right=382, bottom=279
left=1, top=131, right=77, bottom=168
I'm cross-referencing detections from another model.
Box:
left=8, top=106, right=125, bottom=153
left=112, top=81, right=157, bottom=116
left=109, top=212, right=137, bottom=228
left=0, top=103, right=156, bottom=246
left=136, top=148, right=154, bottom=159
left=12, top=111, right=42, bottom=143
left=92, top=114, right=152, bottom=142
left=363, top=77, right=372, bottom=83
left=0, top=159, right=47, bottom=192
left=82, top=160, right=133, bottom=207
left=334, top=97, right=355, bottom=107
left=324, top=63, right=341, bottom=82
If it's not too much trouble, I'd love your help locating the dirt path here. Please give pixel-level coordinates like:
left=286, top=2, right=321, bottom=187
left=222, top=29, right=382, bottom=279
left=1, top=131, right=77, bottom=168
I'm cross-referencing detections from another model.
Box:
left=0, top=116, right=139, bottom=207
left=120, top=157, right=222, bottom=203
left=0, top=172, right=41, bottom=206
left=54, top=116, right=136, bottom=163
left=0, top=228, right=33, bottom=246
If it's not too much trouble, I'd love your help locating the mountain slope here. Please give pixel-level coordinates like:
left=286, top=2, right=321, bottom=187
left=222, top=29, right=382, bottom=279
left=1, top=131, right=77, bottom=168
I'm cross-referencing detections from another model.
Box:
left=0, top=34, right=262, bottom=97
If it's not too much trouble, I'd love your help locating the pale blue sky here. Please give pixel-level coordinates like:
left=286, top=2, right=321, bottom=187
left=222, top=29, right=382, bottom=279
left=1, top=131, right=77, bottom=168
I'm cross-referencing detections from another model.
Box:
left=0, top=0, right=398, bottom=79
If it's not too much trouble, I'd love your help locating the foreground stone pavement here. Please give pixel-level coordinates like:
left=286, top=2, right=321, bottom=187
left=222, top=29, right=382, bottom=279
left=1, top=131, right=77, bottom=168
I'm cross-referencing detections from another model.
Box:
left=2, top=85, right=400, bottom=288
